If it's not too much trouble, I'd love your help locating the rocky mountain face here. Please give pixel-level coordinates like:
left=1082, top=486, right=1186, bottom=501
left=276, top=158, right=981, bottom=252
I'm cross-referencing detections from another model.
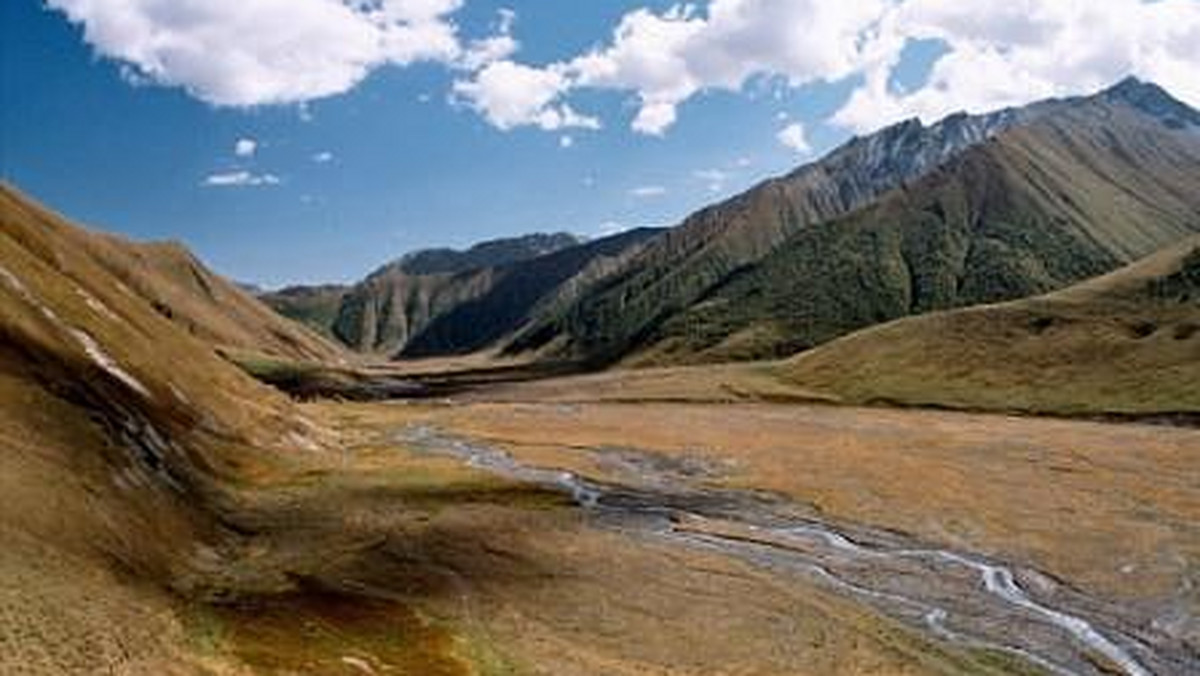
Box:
left=265, top=229, right=660, bottom=357
left=507, top=78, right=1200, bottom=365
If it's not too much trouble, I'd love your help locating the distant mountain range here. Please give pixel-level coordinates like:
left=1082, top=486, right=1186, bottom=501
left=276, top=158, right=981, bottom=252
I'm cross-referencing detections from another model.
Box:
left=274, top=78, right=1199, bottom=367
left=511, top=77, right=1200, bottom=365
left=263, top=230, right=661, bottom=357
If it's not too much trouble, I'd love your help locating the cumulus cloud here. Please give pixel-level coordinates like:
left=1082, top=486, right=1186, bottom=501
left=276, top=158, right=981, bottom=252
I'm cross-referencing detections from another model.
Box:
left=455, top=0, right=1200, bottom=137
left=452, top=60, right=599, bottom=131
left=569, top=1, right=887, bottom=135
left=234, top=138, right=257, bottom=158
left=312, top=151, right=335, bottom=163
left=777, top=122, right=810, bottom=155
left=834, top=0, right=1200, bottom=131
left=45, top=0, right=469, bottom=106
left=202, top=170, right=281, bottom=187
left=459, top=7, right=519, bottom=71
left=46, top=0, right=1200, bottom=139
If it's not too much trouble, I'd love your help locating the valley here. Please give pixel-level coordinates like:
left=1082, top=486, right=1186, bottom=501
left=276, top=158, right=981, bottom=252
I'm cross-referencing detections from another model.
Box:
left=3, top=74, right=1199, bottom=676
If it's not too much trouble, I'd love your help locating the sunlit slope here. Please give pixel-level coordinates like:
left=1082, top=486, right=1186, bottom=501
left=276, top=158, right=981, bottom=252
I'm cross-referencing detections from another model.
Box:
left=0, top=184, right=324, bottom=672
left=511, top=78, right=1200, bottom=366
left=779, top=236, right=1200, bottom=416
left=1, top=185, right=344, bottom=363
left=633, top=91, right=1200, bottom=364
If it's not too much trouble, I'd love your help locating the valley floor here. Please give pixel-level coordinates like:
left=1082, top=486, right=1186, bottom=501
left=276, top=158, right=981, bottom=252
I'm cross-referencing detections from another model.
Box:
left=8, top=365, right=1199, bottom=675
left=163, top=369, right=1197, bottom=675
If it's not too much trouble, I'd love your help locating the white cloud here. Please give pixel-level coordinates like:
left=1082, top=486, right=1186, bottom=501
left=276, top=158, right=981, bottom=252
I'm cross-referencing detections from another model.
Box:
left=312, top=151, right=335, bottom=163
left=455, top=0, right=1200, bottom=138
left=559, top=135, right=574, bottom=148
left=202, top=170, right=281, bottom=187
left=833, top=0, right=1200, bottom=131
left=46, top=0, right=468, bottom=106
left=459, top=8, right=520, bottom=71
left=234, top=138, right=257, bottom=158
left=630, top=185, right=667, bottom=198
left=452, top=60, right=599, bottom=131
left=46, top=0, right=1200, bottom=139
left=567, top=0, right=888, bottom=135
left=777, top=122, right=810, bottom=155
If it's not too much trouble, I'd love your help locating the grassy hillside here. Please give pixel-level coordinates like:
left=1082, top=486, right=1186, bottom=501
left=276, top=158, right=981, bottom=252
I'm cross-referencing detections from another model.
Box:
left=631, top=93, right=1200, bottom=365
left=331, top=265, right=500, bottom=355
left=0, top=183, right=329, bottom=672
left=508, top=79, right=1200, bottom=367
left=402, top=227, right=662, bottom=357
left=258, top=283, right=348, bottom=338
left=271, top=228, right=661, bottom=358
left=1, top=185, right=345, bottom=363
left=778, top=236, right=1200, bottom=417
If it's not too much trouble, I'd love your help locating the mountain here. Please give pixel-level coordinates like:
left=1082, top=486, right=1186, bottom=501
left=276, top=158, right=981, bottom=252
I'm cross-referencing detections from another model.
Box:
left=508, top=78, right=1200, bottom=365
left=632, top=81, right=1200, bottom=363
left=0, top=183, right=326, bottom=669
left=265, top=228, right=660, bottom=357
left=393, top=231, right=582, bottom=275
left=401, top=228, right=662, bottom=357
left=778, top=235, right=1200, bottom=417
left=0, top=187, right=346, bottom=364
left=258, top=283, right=349, bottom=339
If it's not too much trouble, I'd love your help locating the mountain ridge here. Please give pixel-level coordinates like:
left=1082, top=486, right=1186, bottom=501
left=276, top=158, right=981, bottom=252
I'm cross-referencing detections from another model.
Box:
left=506, top=78, right=1200, bottom=365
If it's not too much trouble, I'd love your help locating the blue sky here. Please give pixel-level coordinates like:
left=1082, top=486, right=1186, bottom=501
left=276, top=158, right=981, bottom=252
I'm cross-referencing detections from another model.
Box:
left=4, top=1, right=1197, bottom=287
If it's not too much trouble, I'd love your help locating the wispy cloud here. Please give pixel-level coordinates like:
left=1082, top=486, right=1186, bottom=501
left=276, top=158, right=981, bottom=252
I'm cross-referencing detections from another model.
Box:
left=312, top=151, right=335, bottom=163
left=202, top=170, right=281, bottom=188
left=630, top=185, right=666, bottom=198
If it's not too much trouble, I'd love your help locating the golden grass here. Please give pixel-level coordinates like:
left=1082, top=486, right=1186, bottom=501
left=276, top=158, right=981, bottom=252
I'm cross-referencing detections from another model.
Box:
left=403, top=399, right=1200, bottom=604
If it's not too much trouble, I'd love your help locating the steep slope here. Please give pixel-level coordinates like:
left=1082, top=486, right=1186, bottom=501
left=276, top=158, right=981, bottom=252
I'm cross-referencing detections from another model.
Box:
left=2, top=186, right=345, bottom=363
left=777, top=236, right=1200, bottom=417
left=331, top=264, right=500, bottom=355
left=509, top=78, right=1200, bottom=365
left=638, top=86, right=1200, bottom=363
left=0, top=185, right=327, bottom=671
left=272, top=229, right=660, bottom=357
left=401, top=227, right=663, bottom=357
left=259, top=283, right=349, bottom=338
left=507, top=97, right=1068, bottom=363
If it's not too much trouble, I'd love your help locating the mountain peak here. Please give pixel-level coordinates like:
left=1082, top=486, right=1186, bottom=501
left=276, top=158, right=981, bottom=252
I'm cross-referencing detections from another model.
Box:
left=1101, top=76, right=1200, bottom=129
